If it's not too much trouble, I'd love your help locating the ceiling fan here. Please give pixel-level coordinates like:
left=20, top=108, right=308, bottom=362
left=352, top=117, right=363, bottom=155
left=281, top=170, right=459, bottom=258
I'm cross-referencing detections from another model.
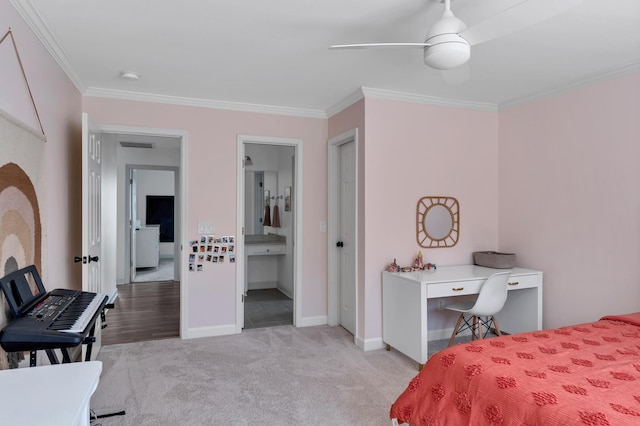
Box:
left=330, top=0, right=582, bottom=70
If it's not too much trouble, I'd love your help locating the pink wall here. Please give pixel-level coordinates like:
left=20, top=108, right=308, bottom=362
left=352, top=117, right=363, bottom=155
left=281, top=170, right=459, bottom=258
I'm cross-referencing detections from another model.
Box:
left=329, top=98, right=500, bottom=340
left=363, top=99, right=500, bottom=338
left=0, top=2, right=82, bottom=289
left=499, top=71, right=640, bottom=328
left=83, top=97, right=328, bottom=329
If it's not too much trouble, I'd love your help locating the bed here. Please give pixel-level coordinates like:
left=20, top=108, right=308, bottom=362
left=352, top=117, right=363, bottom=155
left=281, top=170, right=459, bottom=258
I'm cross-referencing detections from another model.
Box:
left=390, top=312, right=640, bottom=425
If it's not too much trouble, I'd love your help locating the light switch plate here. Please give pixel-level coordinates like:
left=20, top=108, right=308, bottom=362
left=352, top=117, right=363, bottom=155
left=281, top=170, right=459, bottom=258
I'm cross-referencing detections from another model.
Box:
left=197, top=221, right=215, bottom=234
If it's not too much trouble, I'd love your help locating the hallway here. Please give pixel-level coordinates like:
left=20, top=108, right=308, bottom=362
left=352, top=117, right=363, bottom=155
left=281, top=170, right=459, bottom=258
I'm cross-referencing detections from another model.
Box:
left=133, top=258, right=174, bottom=282
left=102, top=280, right=180, bottom=346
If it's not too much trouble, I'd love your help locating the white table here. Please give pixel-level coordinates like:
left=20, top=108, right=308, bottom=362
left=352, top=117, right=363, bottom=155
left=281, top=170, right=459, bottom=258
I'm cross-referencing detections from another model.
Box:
left=0, top=361, right=102, bottom=426
left=382, top=265, right=542, bottom=367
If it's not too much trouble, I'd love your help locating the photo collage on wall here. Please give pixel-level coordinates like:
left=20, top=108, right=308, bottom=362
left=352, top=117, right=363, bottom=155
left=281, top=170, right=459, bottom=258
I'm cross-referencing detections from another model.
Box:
left=188, top=235, right=235, bottom=272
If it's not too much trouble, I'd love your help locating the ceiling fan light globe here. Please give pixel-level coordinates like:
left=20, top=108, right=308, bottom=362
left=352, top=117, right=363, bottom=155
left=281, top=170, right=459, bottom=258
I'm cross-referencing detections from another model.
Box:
left=424, top=38, right=470, bottom=70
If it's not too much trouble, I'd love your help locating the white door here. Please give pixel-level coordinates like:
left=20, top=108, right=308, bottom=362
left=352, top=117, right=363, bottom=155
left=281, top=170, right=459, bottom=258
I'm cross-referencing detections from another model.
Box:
left=81, top=112, right=103, bottom=360
left=339, top=141, right=356, bottom=334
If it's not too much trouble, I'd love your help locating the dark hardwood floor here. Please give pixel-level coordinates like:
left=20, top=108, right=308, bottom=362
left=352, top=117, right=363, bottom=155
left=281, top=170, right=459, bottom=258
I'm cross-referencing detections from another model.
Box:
left=101, top=280, right=180, bottom=346
left=100, top=283, right=292, bottom=346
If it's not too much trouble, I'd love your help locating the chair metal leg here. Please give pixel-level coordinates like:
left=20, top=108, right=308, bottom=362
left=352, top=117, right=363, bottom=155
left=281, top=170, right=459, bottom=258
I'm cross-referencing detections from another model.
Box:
left=472, top=316, right=478, bottom=341
left=448, top=314, right=464, bottom=347
left=492, top=316, right=502, bottom=337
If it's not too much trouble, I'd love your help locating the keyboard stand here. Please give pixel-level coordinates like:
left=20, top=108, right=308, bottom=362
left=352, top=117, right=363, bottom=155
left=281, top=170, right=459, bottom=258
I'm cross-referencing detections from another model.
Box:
left=28, top=348, right=72, bottom=367
left=28, top=312, right=100, bottom=367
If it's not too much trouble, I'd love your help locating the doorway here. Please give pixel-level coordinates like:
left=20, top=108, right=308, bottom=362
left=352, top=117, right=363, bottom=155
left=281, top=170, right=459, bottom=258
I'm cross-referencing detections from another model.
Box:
left=328, top=129, right=359, bottom=342
left=95, top=126, right=187, bottom=344
left=236, top=135, right=303, bottom=333
left=126, top=166, right=179, bottom=284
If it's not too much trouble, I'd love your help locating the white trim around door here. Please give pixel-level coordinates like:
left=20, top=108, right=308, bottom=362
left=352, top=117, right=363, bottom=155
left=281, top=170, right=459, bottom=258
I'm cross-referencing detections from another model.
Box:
left=236, top=134, right=304, bottom=333
left=95, top=123, right=188, bottom=339
left=327, top=128, right=359, bottom=346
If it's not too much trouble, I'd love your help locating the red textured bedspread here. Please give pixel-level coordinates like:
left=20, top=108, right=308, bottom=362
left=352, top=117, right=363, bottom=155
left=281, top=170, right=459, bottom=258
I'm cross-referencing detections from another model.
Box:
left=390, top=313, right=640, bottom=425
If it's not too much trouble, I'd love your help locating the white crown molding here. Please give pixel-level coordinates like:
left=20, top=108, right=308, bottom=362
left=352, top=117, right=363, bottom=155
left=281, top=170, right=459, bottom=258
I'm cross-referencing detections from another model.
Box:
left=498, top=61, right=640, bottom=111
left=330, top=60, right=640, bottom=116
left=325, top=88, right=366, bottom=118
left=361, top=87, right=499, bottom=112
left=11, top=0, right=87, bottom=93
left=84, top=87, right=327, bottom=119
left=326, top=87, right=498, bottom=117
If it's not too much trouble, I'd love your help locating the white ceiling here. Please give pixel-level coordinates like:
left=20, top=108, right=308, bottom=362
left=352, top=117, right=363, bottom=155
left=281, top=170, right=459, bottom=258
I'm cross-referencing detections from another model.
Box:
left=12, top=0, right=640, bottom=116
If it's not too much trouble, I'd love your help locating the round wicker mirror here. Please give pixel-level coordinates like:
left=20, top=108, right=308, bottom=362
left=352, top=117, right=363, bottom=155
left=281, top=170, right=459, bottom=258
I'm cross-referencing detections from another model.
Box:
left=416, top=196, right=459, bottom=248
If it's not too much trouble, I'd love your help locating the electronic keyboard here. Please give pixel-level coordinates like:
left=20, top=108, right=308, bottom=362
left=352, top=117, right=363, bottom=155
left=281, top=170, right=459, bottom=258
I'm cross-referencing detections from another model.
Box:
left=0, top=265, right=108, bottom=366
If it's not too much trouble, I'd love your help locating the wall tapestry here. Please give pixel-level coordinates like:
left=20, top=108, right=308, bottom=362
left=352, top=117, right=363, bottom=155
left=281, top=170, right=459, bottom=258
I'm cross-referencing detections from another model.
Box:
left=0, top=108, right=46, bottom=369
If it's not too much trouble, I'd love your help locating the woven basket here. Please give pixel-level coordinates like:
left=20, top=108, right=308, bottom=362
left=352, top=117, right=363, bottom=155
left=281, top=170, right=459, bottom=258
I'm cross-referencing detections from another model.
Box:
left=473, top=251, right=516, bottom=269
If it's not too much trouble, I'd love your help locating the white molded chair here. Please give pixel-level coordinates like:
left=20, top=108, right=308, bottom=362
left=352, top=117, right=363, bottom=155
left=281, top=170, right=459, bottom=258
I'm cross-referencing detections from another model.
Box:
left=445, top=271, right=511, bottom=347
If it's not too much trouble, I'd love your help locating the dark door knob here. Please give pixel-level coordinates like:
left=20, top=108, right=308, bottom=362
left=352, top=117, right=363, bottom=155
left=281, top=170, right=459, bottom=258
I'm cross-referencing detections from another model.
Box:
left=336, top=241, right=344, bottom=247
left=74, top=256, right=86, bottom=263
left=88, top=256, right=99, bottom=263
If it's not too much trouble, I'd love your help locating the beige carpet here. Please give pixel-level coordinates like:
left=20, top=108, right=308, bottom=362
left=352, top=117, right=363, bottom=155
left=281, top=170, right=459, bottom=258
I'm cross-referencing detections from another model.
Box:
left=92, top=325, right=418, bottom=425
left=133, top=258, right=175, bottom=282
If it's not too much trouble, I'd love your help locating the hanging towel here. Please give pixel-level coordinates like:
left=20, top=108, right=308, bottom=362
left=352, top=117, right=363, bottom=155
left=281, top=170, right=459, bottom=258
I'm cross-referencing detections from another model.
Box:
left=263, top=203, right=271, bottom=226
left=272, top=204, right=281, bottom=228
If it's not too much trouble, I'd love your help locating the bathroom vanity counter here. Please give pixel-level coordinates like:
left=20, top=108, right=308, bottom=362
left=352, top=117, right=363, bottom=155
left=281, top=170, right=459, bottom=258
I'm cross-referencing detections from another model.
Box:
left=245, top=234, right=286, bottom=245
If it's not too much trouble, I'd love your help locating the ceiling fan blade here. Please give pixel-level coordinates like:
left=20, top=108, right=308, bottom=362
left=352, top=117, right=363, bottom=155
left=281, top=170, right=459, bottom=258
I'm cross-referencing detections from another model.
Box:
left=329, top=42, right=430, bottom=49
left=460, top=0, right=583, bottom=46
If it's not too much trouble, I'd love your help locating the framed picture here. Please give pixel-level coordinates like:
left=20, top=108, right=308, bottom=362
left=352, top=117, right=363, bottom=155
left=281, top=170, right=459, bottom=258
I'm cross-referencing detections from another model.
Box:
left=284, top=186, right=291, bottom=212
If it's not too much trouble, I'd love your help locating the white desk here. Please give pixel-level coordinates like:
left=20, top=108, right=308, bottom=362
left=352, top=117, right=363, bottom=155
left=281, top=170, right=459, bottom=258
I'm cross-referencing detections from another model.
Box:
left=382, top=265, right=542, bottom=366
left=0, top=361, right=102, bottom=426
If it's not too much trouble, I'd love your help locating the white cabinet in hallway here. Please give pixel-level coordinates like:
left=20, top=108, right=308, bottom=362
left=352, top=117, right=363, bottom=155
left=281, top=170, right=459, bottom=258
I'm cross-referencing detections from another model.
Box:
left=136, top=226, right=160, bottom=268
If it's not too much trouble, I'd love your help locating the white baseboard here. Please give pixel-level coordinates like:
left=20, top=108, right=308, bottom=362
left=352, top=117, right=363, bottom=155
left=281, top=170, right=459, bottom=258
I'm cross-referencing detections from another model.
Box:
left=428, top=327, right=473, bottom=342
left=107, top=289, right=118, bottom=305
left=247, top=280, right=278, bottom=290
left=362, top=336, right=386, bottom=351
left=277, top=285, right=293, bottom=299
left=184, top=324, right=237, bottom=339
left=296, top=315, right=327, bottom=327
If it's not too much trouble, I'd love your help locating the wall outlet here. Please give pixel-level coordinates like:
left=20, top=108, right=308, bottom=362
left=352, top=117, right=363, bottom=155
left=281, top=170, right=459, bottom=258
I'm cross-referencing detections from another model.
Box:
left=319, top=221, right=327, bottom=233
left=437, top=299, right=446, bottom=310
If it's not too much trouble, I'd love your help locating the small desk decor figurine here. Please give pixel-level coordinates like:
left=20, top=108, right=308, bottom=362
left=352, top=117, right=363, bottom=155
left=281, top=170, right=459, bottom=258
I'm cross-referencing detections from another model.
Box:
left=413, top=251, right=424, bottom=270
left=386, top=258, right=399, bottom=272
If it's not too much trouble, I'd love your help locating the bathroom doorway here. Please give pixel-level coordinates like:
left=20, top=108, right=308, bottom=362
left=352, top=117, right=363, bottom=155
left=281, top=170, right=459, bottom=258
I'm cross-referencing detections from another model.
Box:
left=236, top=135, right=303, bottom=332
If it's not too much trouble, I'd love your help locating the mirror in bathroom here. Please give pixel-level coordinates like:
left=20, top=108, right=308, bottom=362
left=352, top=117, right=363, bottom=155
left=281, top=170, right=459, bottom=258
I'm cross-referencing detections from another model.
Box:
left=244, top=170, right=278, bottom=235
left=264, top=189, right=271, bottom=207
left=416, top=196, right=459, bottom=248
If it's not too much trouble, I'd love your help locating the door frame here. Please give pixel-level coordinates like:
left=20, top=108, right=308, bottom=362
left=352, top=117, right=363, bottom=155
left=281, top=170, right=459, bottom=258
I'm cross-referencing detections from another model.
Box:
left=93, top=123, right=188, bottom=339
left=327, top=128, right=359, bottom=344
left=236, top=134, right=303, bottom=333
